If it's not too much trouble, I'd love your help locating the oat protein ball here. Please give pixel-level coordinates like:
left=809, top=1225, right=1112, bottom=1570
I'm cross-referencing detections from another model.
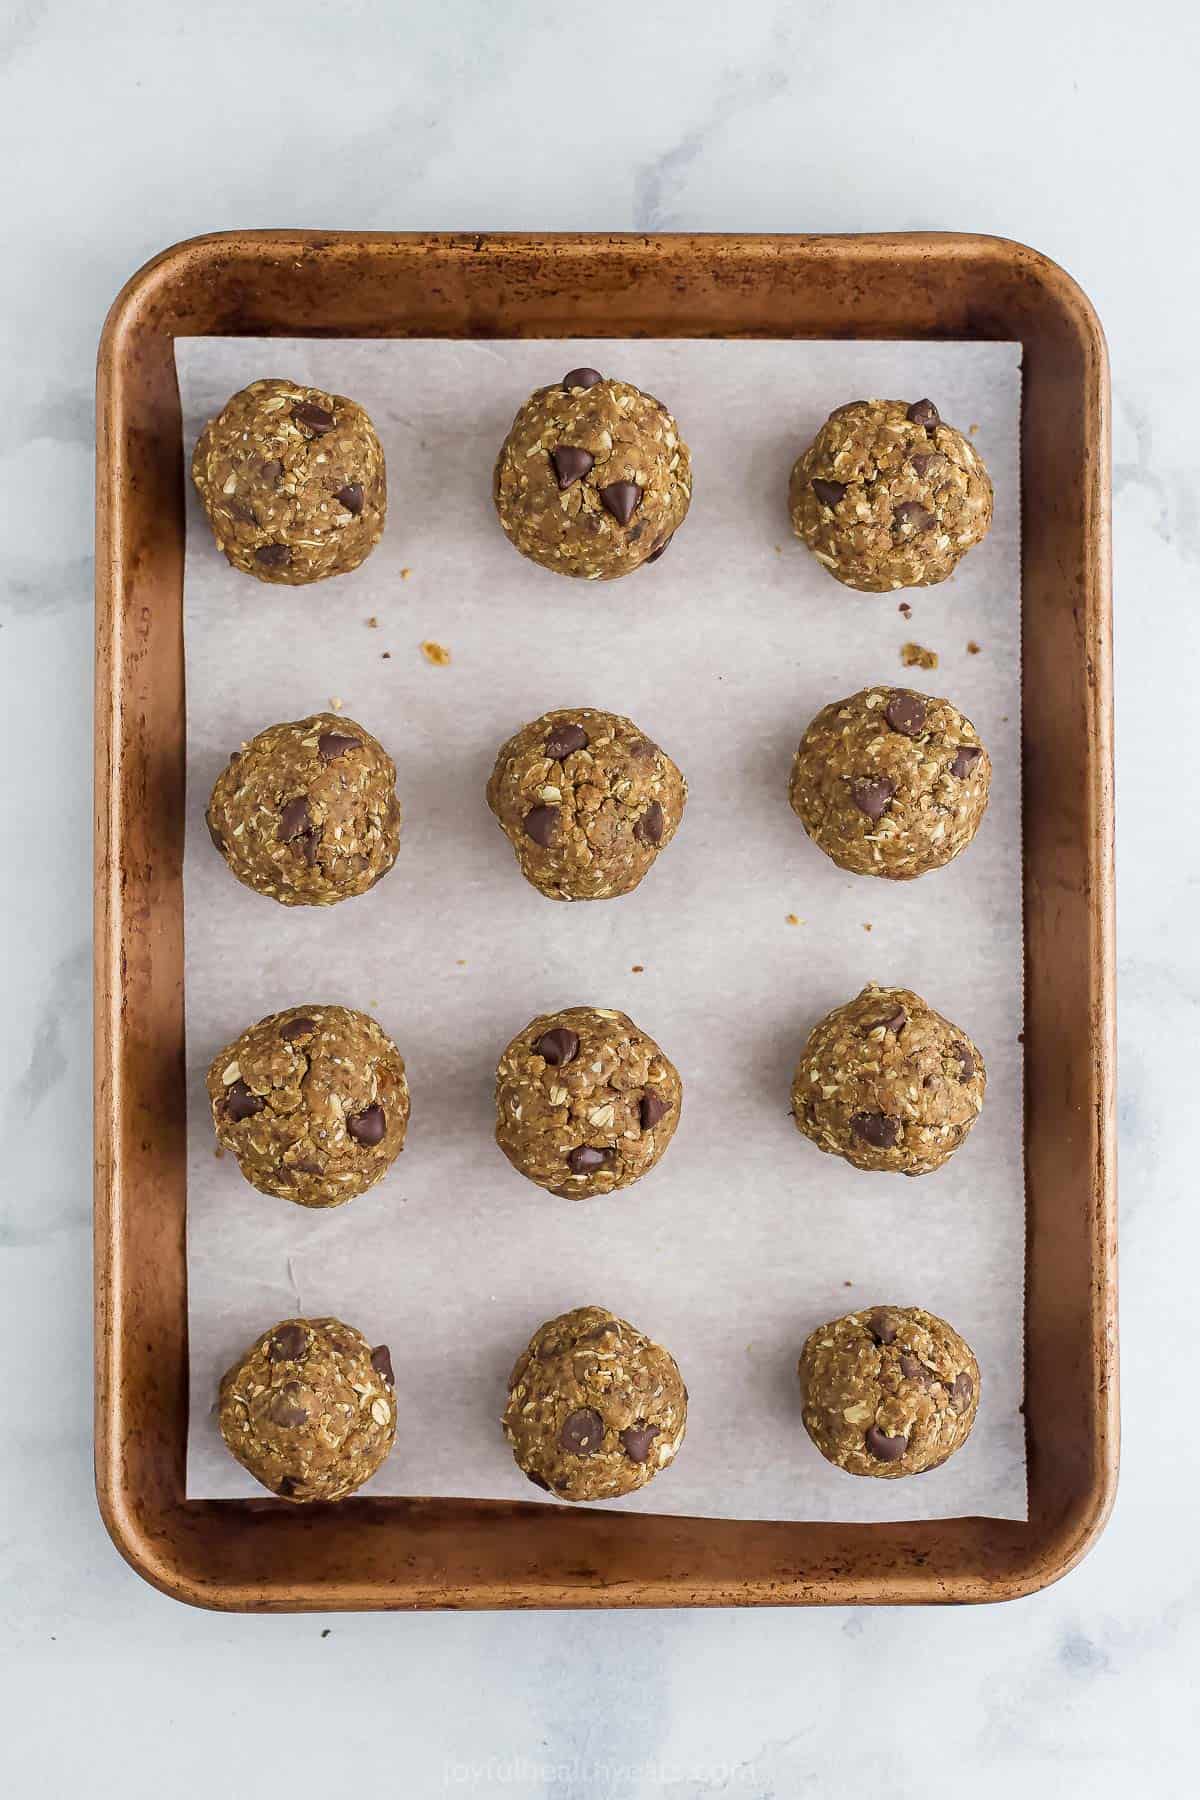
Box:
left=206, top=712, right=401, bottom=906
left=495, top=1006, right=681, bottom=1199
left=218, top=1316, right=397, bottom=1501
left=791, top=983, right=985, bottom=1176
left=486, top=707, right=685, bottom=901
left=503, top=1305, right=688, bottom=1501
left=493, top=366, right=692, bottom=578
left=207, top=1004, right=410, bottom=1207
left=798, top=1304, right=980, bottom=1478
left=191, top=377, right=386, bottom=583
left=789, top=397, right=993, bottom=592
left=788, top=685, right=991, bottom=879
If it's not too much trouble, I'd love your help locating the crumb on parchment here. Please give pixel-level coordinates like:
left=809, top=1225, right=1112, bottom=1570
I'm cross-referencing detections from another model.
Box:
left=786, top=913, right=800, bottom=926
left=421, top=641, right=451, bottom=666
left=898, top=601, right=912, bottom=618
left=328, top=695, right=344, bottom=711
left=366, top=616, right=378, bottom=628
left=401, top=568, right=413, bottom=580
left=900, top=641, right=938, bottom=671
left=967, top=640, right=981, bottom=655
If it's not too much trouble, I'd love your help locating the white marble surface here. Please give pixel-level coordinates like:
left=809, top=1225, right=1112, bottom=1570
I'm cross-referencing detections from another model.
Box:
left=0, top=1, right=1191, bottom=1792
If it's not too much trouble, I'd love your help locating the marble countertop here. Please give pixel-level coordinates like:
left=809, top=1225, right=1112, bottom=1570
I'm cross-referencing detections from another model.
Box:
left=2, top=0, right=1190, bottom=1793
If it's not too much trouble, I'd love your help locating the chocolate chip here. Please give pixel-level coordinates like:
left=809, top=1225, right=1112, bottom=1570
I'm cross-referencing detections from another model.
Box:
left=523, top=803, right=559, bottom=848
left=636, top=800, right=665, bottom=845
left=559, top=1407, right=605, bottom=1455
left=562, top=367, right=602, bottom=390
left=884, top=691, right=927, bottom=737
left=268, top=1324, right=309, bottom=1363
left=811, top=477, right=847, bottom=508
left=255, top=543, right=291, bottom=567
left=291, top=1160, right=322, bottom=1175
left=317, top=731, right=360, bottom=761
left=536, top=1027, right=579, bottom=1067
left=953, top=1042, right=976, bottom=1081
left=951, top=1371, right=974, bottom=1413
left=644, top=534, right=672, bottom=564
left=567, top=1145, right=611, bottom=1175
left=865, top=1425, right=908, bottom=1462
left=277, top=1475, right=301, bottom=1497
left=267, top=1384, right=310, bottom=1429
left=550, top=445, right=594, bottom=489
left=347, top=1104, right=386, bottom=1146
left=910, top=452, right=935, bottom=477
left=892, top=500, right=935, bottom=534
left=226, top=499, right=256, bottom=525
left=370, top=1345, right=395, bottom=1385
left=867, top=1308, right=898, bottom=1346
left=640, top=1091, right=669, bottom=1131
left=292, top=401, right=335, bottom=434
left=334, top=483, right=364, bottom=515
left=899, top=1354, right=933, bottom=1385
left=907, top=399, right=940, bottom=430
left=545, top=722, right=589, bottom=760
left=260, top=460, right=283, bottom=483
left=525, top=1469, right=552, bottom=1491
left=850, top=1112, right=902, bottom=1150
left=951, top=744, right=983, bottom=779
left=850, top=777, right=895, bottom=821
left=868, top=1006, right=907, bottom=1034
left=279, top=796, right=313, bottom=840
left=620, top=1422, right=660, bottom=1464
left=599, top=479, right=641, bottom=525
left=225, top=1080, right=264, bottom=1123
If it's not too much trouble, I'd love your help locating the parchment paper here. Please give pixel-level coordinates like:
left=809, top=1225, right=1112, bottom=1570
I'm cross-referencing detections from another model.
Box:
left=177, top=337, right=1025, bottom=1521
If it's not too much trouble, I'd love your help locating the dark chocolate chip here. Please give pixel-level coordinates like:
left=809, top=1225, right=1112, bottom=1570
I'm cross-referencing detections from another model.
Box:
left=268, top=1324, right=309, bottom=1363
left=620, top=1422, right=660, bottom=1464
left=523, top=804, right=559, bottom=847
left=892, top=500, right=935, bottom=534
left=292, top=401, right=335, bottom=434
left=277, top=1475, right=301, bottom=1497
left=867, top=1308, right=898, bottom=1346
left=850, top=1111, right=902, bottom=1150
left=567, top=1145, right=611, bottom=1175
left=830, top=400, right=868, bottom=418
left=525, top=1469, right=552, bottom=1491
left=640, top=1091, right=669, bottom=1131
left=255, top=543, right=291, bottom=567
left=559, top=1407, right=605, bottom=1455
left=868, top=1006, right=907, bottom=1034
left=599, top=479, right=641, bottom=525
left=562, top=367, right=603, bottom=390
left=225, top=1079, right=264, bottom=1123
left=291, top=1160, right=322, bottom=1175
left=953, top=1042, right=976, bottom=1081
left=550, top=445, right=595, bottom=489
left=536, top=1027, right=579, bottom=1068
left=951, top=744, right=983, bottom=779
left=811, top=477, right=847, bottom=508
left=260, top=460, right=283, bottom=483
left=266, top=1387, right=310, bottom=1429
left=850, top=777, right=895, bottom=821
left=317, top=731, right=360, bottom=761
left=370, top=1345, right=395, bottom=1385
left=910, top=452, right=936, bottom=477
left=644, top=534, right=672, bottom=564
left=636, top=800, right=665, bottom=845
left=347, top=1104, right=386, bottom=1146
left=907, top=399, right=940, bottom=430
left=226, top=499, right=257, bottom=525
left=884, top=691, right=927, bottom=737
left=279, top=796, right=313, bottom=840
left=865, top=1425, right=908, bottom=1462
left=951, top=1371, right=974, bottom=1413
left=545, top=722, right=589, bottom=760
left=579, top=1321, right=619, bottom=1343
left=900, top=1354, right=934, bottom=1385
left=334, top=483, right=364, bottom=515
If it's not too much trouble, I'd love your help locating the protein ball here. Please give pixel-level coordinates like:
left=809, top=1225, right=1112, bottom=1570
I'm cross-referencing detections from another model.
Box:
left=503, top=1306, right=688, bottom=1501
left=486, top=706, right=686, bottom=901
left=218, top=1316, right=396, bottom=1501
left=492, top=368, right=691, bottom=579
left=207, top=1004, right=409, bottom=1207
left=798, top=1305, right=980, bottom=1478
left=206, top=713, right=401, bottom=906
left=495, top=1006, right=682, bottom=1199
left=191, top=377, right=386, bottom=583
left=791, top=983, right=985, bottom=1176
left=788, top=686, right=991, bottom=878
left=788, top=398, right=993, bottom=592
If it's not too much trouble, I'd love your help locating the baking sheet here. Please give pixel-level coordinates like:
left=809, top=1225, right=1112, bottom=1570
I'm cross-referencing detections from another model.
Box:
left=177, top=337, right=1025, bottom=1521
